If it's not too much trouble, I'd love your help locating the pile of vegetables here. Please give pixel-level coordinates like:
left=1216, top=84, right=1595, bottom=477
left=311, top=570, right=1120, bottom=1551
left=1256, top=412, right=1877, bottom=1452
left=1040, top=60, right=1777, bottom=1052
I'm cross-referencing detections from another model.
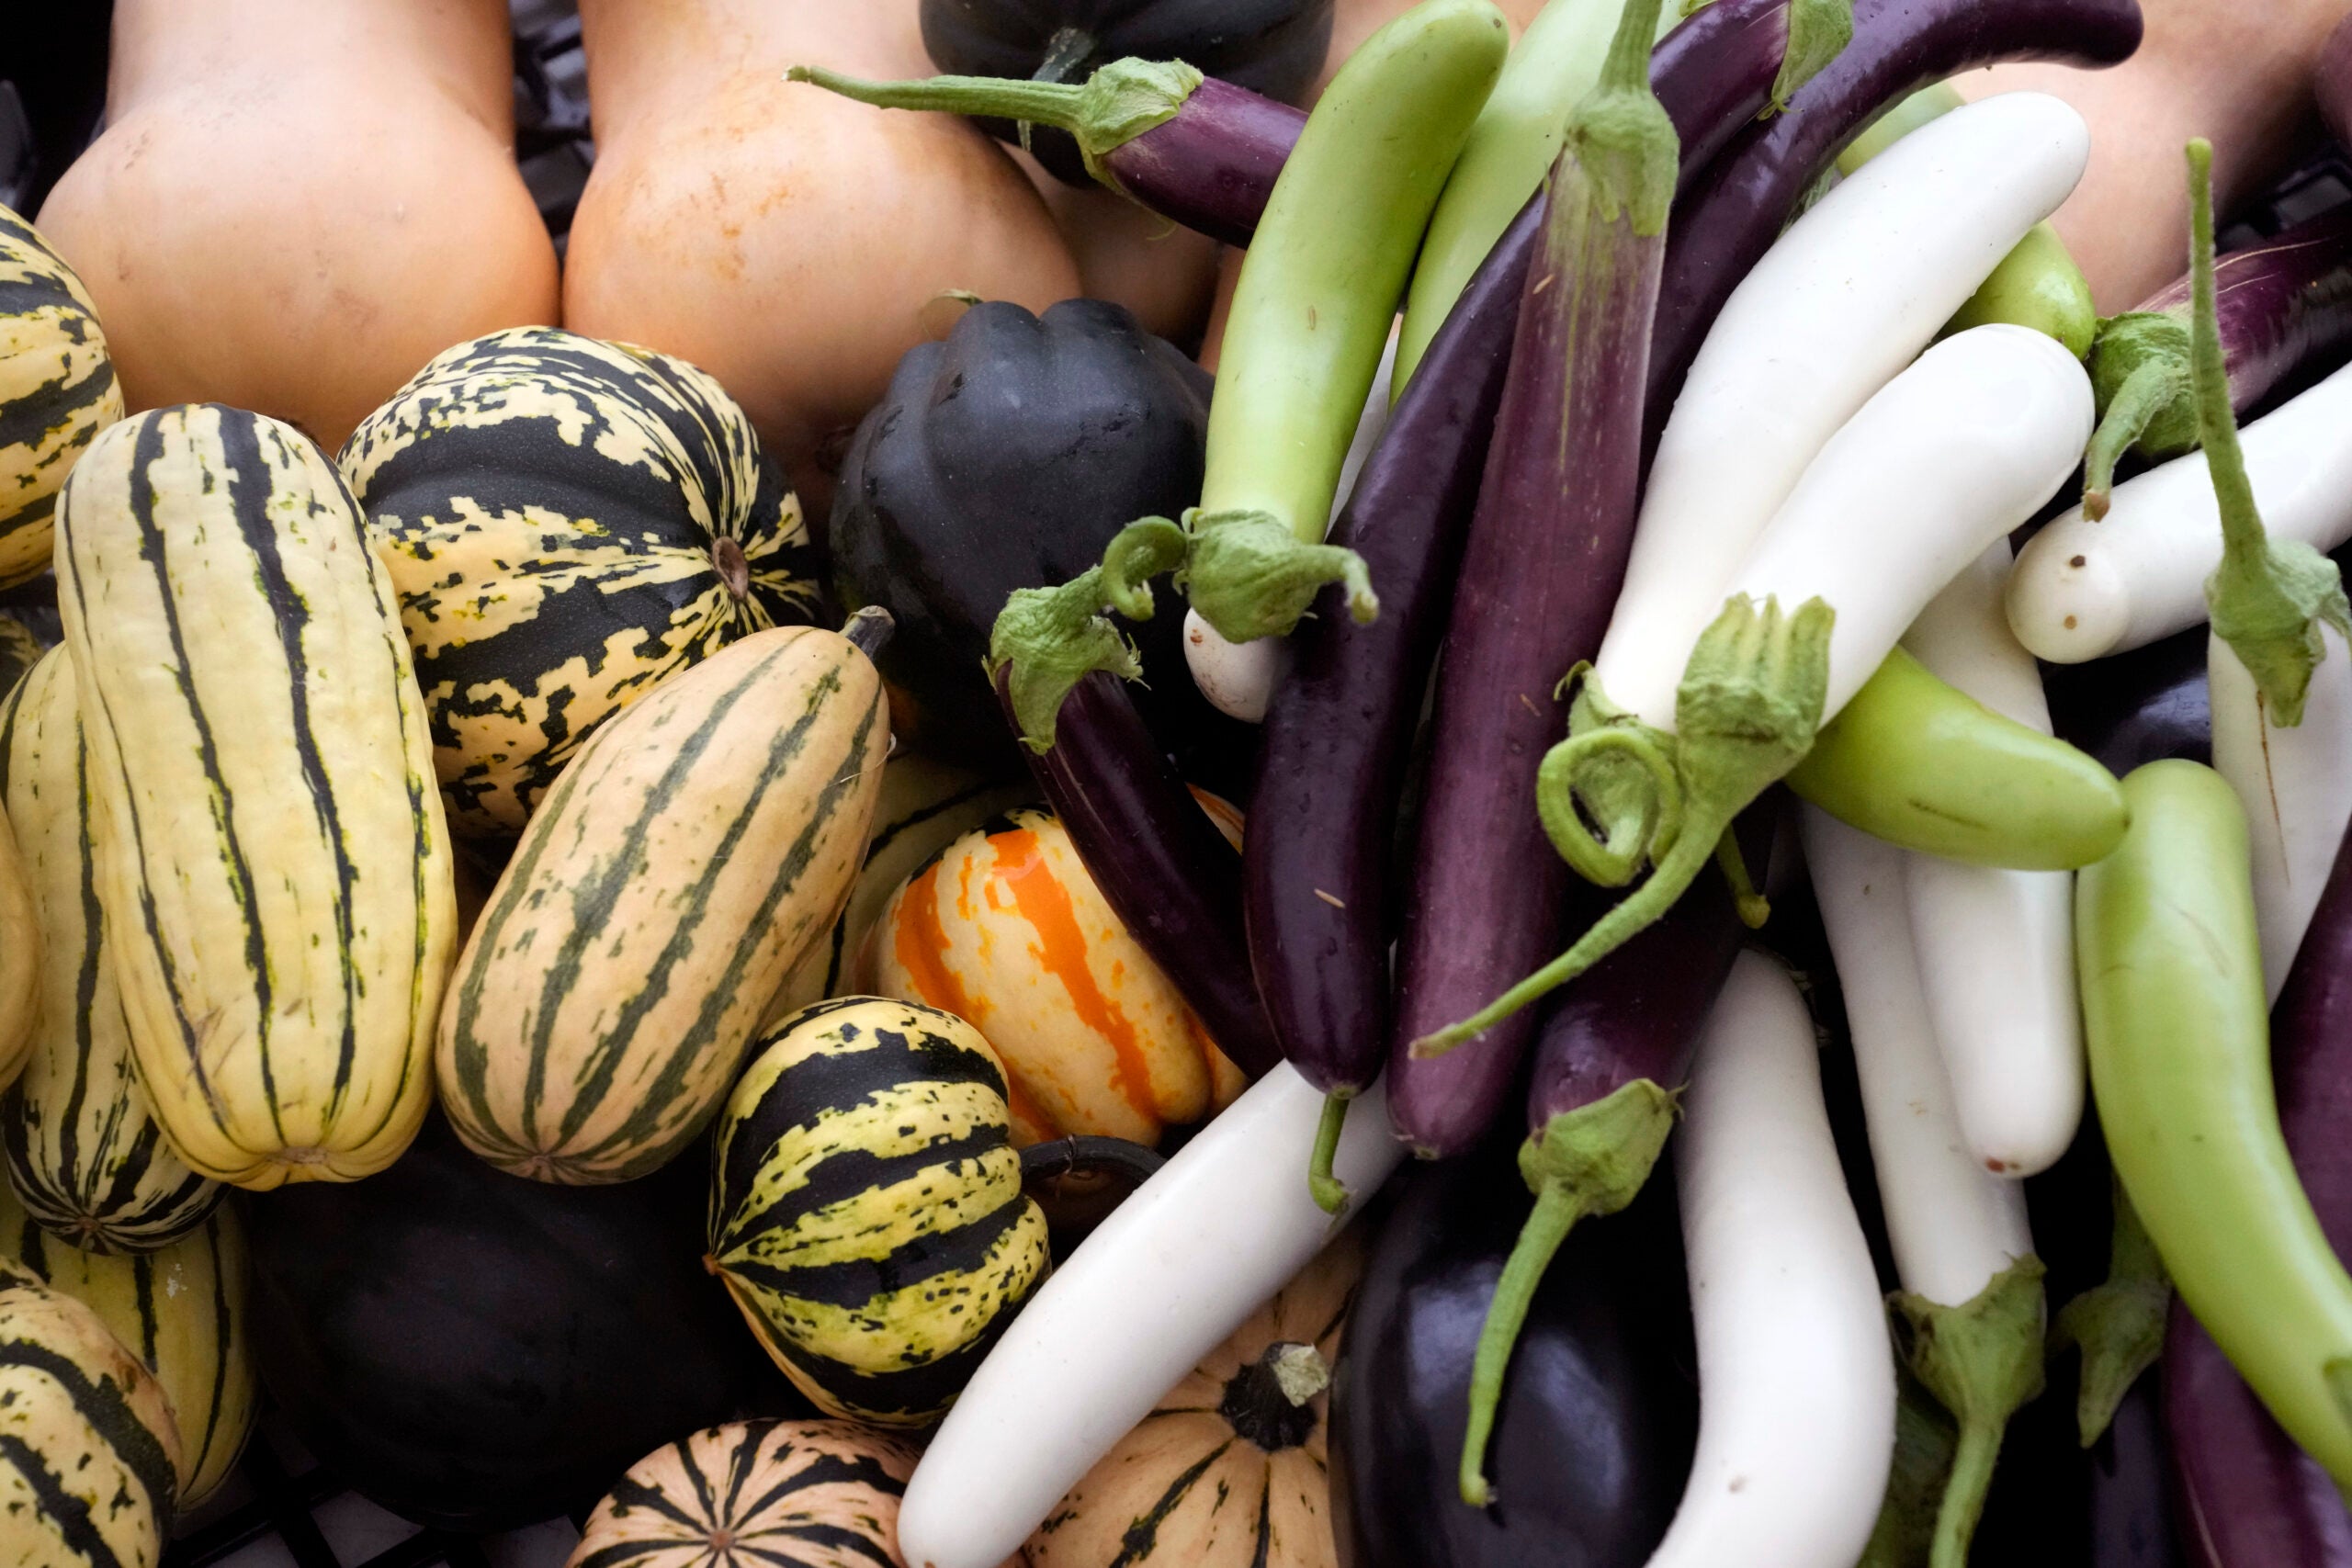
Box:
left=19, top=0, right=2352, bottom=1564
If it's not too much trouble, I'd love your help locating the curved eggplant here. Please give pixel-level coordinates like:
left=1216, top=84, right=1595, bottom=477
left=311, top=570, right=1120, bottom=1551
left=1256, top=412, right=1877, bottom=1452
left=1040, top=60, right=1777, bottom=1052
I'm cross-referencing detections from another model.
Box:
left=1330, top=1142, right=1696, bottom=1568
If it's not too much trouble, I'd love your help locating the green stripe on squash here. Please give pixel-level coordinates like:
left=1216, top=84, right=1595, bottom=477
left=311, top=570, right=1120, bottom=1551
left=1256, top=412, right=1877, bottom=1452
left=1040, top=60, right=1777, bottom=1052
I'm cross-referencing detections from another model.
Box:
left=0, top=204, right=121, bottom=592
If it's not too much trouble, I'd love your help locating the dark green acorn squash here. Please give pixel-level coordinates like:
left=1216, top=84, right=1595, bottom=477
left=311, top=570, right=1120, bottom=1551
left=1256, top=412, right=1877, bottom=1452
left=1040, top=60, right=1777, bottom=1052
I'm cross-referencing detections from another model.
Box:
left=832, top=298, right=1249, bottom=783
left=919, top=0, right=1334, bottom=186
left=339, top=326, right=824, bottom=836
left=245, top=1114, right=805, bottom=1533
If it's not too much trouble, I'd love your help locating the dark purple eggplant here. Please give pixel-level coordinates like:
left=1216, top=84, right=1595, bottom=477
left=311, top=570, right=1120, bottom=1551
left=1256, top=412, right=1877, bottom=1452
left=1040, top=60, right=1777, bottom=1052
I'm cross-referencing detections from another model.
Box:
left=2042, top=628, right=2213, bottom=776
left=1385, top=0, right=1679, bottom=1168
left=2319, top=11, right=2352, bottom=156
left=994, top=665, right=1282, bottom=1078
left=1644, top=0, right=2146, bottom=451
left=916, top=0, right=1331, bottom=188
left=2081, top=205, right=2352, bottom=516
left=2160, top=797, right=2352, bottom=1567
left=1330, top=1142, right=1696, bottom=1568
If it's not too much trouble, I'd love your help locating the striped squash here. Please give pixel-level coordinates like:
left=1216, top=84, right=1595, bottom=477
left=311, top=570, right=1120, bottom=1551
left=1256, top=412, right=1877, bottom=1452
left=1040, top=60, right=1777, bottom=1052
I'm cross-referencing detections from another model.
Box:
left=439, top=624, right=888, bottom=1184
left=0, top=206, right=121, bottom=591
left=0, top=1255, right=178, bottom=1565
left=707, top=998, right=1049, bottom=1427
left=0, top=650, right=220, bottom=1252
left=54, top=406, right=458, bottom=1190
left=569, top=1419, right=922, bottom=1568
left=863, top=807, right=1246, bottom=1149
left=0, top=810, right=32, bottom=1097
left=340, top=326, right=823, bottom=836
left=0, top=1178, right=254, bottom=1511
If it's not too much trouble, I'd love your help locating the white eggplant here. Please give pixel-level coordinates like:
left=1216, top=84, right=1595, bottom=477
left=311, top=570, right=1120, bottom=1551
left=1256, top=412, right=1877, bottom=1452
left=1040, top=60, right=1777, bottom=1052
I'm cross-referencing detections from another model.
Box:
left=896, top=1065, right=1406, bottom=1568
left=1899, top=542, right=2086, bottom=1176
left=1645, top=950, right=1892, bottom=1568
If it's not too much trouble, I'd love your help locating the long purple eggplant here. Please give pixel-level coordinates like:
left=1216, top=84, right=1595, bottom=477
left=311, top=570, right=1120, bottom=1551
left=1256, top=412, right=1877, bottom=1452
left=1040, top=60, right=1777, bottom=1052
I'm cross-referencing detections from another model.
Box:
left=795, top=0, right=1800, bottom=253
left=2161, top=805, right=2352, bottom=1567
left=2080, top=205, right=2352, bottom=516
left=1643, top=0, right=2145, bottom=451
left=993, top=666, right=1283, bottom=1079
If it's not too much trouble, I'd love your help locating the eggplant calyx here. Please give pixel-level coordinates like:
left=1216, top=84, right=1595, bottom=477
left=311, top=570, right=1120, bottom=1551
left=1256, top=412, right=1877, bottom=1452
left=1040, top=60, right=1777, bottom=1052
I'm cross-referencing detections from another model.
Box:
left=2048, top=1181, right=2170, bottom=1448
left=1891, top=1256, right=2049, bottom=1568
left=988, top=519, right=1190, bottom=751
left=786, top=59, right=1203, bottom=195
left=1456, top=1079, right=1679, bottom=1507
left=1771, top=0, right=1856, bottom=115
left=2188, top=139, right=2352, bottom=728
left=1411, top=594, right=1829, bottom=1057
left=1568, top=0, right=1679, bottom=237
left=1176, top=506, right=1378, bottom=644
left=1541, top=667, right=1684, bottom=889
left=2082, top=311, right=2194, bottom=517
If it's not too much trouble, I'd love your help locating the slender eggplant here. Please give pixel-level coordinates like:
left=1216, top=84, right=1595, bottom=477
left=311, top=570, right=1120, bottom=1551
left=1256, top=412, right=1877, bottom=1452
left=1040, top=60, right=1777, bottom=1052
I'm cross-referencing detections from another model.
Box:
left=994, top=666, right=1282, bottom=1079
left=1385, top=0, right=1682, bottom=1165
left=2081, top=205, right=2352, bottom=517
left=2323, top=11, right=2352, bottom=156
left=2096, top=1376, right=2184, bottom=1568
left=1330, top=1143, right=1696, bottom=1568
left=2043, top=625, right=2212, bottom=774
left=1641, top=0, right=2144, bottom=448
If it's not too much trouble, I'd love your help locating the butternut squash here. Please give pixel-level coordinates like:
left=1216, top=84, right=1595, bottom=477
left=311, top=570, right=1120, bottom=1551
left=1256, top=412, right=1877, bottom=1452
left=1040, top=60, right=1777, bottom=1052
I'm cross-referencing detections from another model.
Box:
left=562, top=0, right=1080, bottom=510
left=35, top=0, right=558, bottom=450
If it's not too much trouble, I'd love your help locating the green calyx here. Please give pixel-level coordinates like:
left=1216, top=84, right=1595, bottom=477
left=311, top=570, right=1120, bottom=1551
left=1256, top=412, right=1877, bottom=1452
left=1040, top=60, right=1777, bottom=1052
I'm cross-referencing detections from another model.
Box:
left=1892, top=1257, right=2049, bottom=1568
left=1177, top=507, right=1378, bottom=644
left=1413, top=594, right=1831, bottom=1057
left=1458, top=1079, right=1679, bottom=1507
left=1773, top=0, right=1856, bottom=114
left=986, top=517, right=1190, bottom=751
left=1307, top=1091, right=1352, bottom=1216
left=2050, top=1182, right=2173, bottom=1448
left=2082, top=311, right=2194, bottom=518
left=2187, top=139, right=2352, bottom=728
left=786, top=58, right=1203, bottom=194
left=1861, top=1364, right=1962, bottom=1568
left=1565, top=0, right=1679, bottom=237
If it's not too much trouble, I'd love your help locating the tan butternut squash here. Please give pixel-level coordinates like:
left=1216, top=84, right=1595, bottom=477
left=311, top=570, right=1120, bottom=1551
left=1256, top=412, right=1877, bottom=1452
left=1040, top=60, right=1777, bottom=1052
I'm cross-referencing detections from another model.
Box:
left=563, top=0, right=1080, bottom=509
left=36, top=0, right=558, bottom=450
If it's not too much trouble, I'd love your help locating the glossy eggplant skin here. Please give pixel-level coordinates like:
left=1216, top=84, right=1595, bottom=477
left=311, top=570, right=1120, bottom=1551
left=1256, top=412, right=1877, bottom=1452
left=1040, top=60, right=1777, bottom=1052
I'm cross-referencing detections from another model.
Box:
left=1111, top=76, right=1309, bottom=247
left=1644, top=0, right=2146, bottom=446
left=998, top=667, right=1283, bottom=1078
left=245, top=1116, right=804, bottom=1533
left=920, top=0, right=1332, bottom=185
left=1331, top=1145, right=1696, bottom=1567
left=2042, top=626, right=2211, bottom=777
left=2132, top=207, right=2352, bottom=418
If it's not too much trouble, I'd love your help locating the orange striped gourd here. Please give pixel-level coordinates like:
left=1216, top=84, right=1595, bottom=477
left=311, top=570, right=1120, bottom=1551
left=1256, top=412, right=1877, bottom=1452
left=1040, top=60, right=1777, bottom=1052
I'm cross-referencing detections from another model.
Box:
left=862, top=806, right=1245, bottom=1148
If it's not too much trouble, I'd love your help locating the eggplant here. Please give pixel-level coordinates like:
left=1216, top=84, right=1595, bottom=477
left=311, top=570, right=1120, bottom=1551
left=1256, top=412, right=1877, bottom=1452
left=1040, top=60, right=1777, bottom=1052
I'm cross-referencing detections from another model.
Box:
left=997, top=666, right=1283, bottom=1078
left=832, top=297, right=1248, bottom=783
left=244, top=1115, right=804, bottom=1532
left=919, top=0, right=1331, bottom=186
left=1330, top=1140, right=1697, bottom=1568
left=2042, top=626, right=2212, bottom=777
left=1644, top=0, right=2146, bottom=451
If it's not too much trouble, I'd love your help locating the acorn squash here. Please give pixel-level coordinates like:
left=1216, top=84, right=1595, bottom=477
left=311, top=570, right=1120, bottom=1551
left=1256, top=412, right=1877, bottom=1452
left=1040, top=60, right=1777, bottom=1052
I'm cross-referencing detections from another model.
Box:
left=342, top=326, right=824, bottom=836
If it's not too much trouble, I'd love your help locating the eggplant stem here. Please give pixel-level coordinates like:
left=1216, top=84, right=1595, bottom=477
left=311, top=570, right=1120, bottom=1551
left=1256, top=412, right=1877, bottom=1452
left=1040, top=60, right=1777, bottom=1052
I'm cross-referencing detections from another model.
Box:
left=1536, top=720, right=1682, bottom=888
left=1307, top=1093, right=1352, bottom=1215
left=988, top=518, right=1192, bottom=750
left=1460, top=1179, right=1585, bottom=1508
left=1713, top=825, right=1770, bottom=928
left=2189, top=138, right=2352, bottom=727
left=2080, top=355, right=2183, bottom=520
left=1930, top=1419, right=2005, bottom=1568
left=1893, top=1258, right=2048, bottom=1568
left=841, top=604, right=895, bottom=660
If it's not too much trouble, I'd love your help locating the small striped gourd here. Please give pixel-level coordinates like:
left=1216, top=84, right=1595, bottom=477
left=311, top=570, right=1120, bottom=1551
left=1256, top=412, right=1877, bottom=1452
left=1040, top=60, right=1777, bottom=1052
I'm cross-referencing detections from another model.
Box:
left=0, top=650, right=220, bottom=1252
left=0, top=810, right=32, bottom=1097
left=707, top=998, right=1049, bottom=1427
left=864, top=806, right=1245, bottom=1148
left=1023, top=1235, right=1360, bottom=1568
left=0, top=1255, right=179, bottom=1566
left=569, top=1418, right=922, bottom=1568
left=439, top=623, right=889, bottom=1185
left=0, top=206, right=120, bottom=591
left=341, top=327, right=823, bottom=836
left=54, top=406, right=458, bottom=1190
left=0, top=1177, right=254, bottom=1511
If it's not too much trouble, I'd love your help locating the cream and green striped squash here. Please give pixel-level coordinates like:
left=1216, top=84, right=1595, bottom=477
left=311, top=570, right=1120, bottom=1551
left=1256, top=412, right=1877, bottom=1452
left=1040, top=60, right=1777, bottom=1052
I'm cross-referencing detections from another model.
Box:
left=0, top=808, right=31, bottom=1100
left=0, top=1256, right=178, bottom=1564
left=438, top=623, right=889, bottom=1186
left=54, top=406, right=458, bottom=1190
left=0, top=1177, right=253, bottom=1511
left=340, top=326, right=823, bottom=837
left=0, top=206, right=121, bottom=592
left=0, top=650, right=220, bottom=1252
left=707, top=997, right=1050, bottom=1427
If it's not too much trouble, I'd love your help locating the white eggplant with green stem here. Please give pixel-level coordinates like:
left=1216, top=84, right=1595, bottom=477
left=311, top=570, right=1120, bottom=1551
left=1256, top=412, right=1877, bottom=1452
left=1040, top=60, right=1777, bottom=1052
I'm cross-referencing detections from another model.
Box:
left=1644, top=949, right=1893, bottom=1568
left=895, top=1065, right=1404, bottom=1568
left=1804, top=805, right=2043, bottom=1568
left=1412, top=320, right=2093, bottom=1056
left=1899, top=543, right=2086, bottom=1177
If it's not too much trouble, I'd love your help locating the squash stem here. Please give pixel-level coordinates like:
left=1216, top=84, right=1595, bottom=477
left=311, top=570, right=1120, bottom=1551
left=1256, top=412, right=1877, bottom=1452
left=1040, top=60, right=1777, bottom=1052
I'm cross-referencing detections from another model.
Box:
left=1019, top=1134, right=1167, bottom=1191
left=1307, top=1092, right=1352, bottom=1214
left=842, top=604, right=894, bottom=660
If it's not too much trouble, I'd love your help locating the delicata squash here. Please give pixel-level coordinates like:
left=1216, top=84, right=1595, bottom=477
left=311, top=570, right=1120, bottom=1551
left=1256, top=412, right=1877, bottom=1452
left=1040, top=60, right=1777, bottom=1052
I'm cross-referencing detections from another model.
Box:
left=53, top=407, right=458, bottom=1190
